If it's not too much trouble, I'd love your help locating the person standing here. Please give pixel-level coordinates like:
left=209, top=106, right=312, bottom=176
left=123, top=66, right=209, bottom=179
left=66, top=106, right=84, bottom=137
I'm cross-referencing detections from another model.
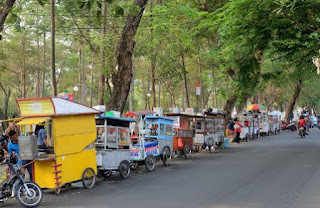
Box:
left=233, top=118, right=242, bottom=144
left=8, top=130, right=33, bottom=181
left=228, top=119, right=235, bottom=138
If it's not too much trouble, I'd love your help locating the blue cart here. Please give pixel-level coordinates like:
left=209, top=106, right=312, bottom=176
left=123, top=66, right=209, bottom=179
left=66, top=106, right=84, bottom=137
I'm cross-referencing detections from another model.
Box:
left=142, top=116, right=174, bottom=166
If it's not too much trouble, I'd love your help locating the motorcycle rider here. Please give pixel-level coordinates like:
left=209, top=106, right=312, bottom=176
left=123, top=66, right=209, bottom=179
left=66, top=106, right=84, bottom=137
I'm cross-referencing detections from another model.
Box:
left=298, top=115, right=308, bottom=135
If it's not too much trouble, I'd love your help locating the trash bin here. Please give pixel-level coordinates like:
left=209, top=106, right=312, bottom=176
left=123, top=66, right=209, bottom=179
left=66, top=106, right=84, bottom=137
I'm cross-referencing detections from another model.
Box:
left=223, top=138, right=229, bottom=148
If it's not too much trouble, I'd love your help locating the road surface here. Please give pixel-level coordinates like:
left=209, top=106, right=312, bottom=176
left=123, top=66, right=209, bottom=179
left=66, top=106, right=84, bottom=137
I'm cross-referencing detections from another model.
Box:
left=3, top=128, right=320, bottom=208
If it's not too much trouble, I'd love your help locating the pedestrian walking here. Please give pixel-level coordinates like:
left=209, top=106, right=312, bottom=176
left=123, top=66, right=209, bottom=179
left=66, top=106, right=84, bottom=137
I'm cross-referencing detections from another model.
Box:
left=233, top=118, right=242, bottom=144
left=227, top=119, right=235, bottom=139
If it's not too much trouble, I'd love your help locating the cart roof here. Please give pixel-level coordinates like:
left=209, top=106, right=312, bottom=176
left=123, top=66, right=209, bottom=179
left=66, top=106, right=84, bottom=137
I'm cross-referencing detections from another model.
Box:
left=145, top=115, right=175, bottom=121
left=165, top=113, right=195, bottom=117
left=16, top=97, right=101, bottom=117
left=122, top=110, right=155, bottom=117
left=98, top=115, right=136, bottom=123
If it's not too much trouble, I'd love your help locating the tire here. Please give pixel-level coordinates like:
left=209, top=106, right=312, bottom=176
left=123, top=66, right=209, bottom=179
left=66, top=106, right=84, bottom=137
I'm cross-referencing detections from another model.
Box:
left=16, top=182, right=43, bottom=208
left=119, top=160, right=130, bottom=179
left=183, top=141, right=192, bottom=159
left=130, top=162, right=139, bottom=171
left=82, top=168, right=96, bottom=189
left=161, top=146, right=171, bottom=166
left=55, top=188, right=61, bottom=195
left=101, top=170, right=112, bottom=178
left=144, top=155, right=156, bottom=172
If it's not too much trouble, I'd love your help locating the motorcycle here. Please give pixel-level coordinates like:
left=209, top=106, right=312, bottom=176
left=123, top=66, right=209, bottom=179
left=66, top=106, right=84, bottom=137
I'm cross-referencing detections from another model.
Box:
left=0, top=153, right=43, bottom=207
left=282, top=121, right=297, bottom=131
left=298, top=127, right=306, bottom=138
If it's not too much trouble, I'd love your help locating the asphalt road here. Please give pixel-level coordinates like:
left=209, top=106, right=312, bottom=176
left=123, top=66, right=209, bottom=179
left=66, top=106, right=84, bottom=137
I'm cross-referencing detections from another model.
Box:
left=3, top=128, right=320, bottom=208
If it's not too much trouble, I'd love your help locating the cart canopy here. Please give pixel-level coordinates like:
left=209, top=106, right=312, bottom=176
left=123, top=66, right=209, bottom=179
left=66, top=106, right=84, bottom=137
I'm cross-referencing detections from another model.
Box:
left=16, top=97, right=101, bottom=117
left=16, top=117, right=50, bottom=125
left=122, top=110, right=155, bottom=117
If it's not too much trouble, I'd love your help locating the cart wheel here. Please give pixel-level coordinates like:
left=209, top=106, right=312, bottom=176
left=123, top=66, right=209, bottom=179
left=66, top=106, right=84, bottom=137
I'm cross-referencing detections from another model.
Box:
left=183, top=141, right=192, bottom=159
left=130, top=162, right=139, bottom=171
left=161, top=146, right=171, bottom=166
left=102, top=170, right=112, bottom=178
left=82, top=168, right=96, bottom=189
left=55, top=188, right=61, bottom=195
left=145, top=155, right=156, bottom=172
left=119, top=160, right=130, bottom=179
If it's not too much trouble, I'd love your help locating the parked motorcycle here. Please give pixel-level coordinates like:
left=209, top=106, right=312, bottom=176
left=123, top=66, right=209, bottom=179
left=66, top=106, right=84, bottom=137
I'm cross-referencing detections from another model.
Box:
left=282, top=121, right=297, bottom=131
left=298, top=127, right=306, bottom=138
left=0, top=153, right=43, bottom=207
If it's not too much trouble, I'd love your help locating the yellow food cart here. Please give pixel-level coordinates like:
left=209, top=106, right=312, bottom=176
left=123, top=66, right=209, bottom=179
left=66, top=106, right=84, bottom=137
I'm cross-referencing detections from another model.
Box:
left=15, top=97, right=101, bottom=194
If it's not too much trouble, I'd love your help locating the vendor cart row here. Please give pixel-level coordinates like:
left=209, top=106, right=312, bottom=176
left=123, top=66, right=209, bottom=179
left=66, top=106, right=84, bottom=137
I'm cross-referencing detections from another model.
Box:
left=9, top=97, right=278, bottom=196
left=235, top=113, right=282, bottom=141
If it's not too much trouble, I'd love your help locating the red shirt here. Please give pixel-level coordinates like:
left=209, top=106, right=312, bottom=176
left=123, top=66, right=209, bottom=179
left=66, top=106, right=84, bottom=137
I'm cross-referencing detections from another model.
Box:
left=235, top=122, right=242, bottom=133
left=298, top=119, right=306, bottom=128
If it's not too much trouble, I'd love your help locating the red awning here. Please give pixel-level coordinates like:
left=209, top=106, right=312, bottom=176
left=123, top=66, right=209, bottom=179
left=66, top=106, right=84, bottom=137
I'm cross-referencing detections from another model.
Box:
left=122, top=110, right=155, bottom=117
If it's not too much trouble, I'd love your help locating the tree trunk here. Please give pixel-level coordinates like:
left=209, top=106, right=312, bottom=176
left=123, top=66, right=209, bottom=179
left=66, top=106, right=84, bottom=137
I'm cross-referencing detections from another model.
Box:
left=196, top=40, right=204, bottom=108
left=181, top=81, right=184, bottom=109
left=98, top=0, right=107, bottom=105
left=158, top=79, right=161, bottom=107
left=51, top=0, right=57, bottom=97
left=36, top=4, right=40, bottom=97
left=284, top=80, right=302, bottom=123
left=224, top=94, right=238, bottom=127
left=106, top=0, right=148, bottom=113
left=0, top=82, right=11, bottom=130
left=0, top=0, right=16, bottom=35
left=129, top=71, right=135, bottom=111
left=181, top=46, right=190, bottom=108
left=147, top=73, right=150, bottom=109
left=150, top=0, right=156, bottom=108
left=42, top=32, right=46, bottom=97
left=81, top=45, right=85, bottom=104
left=90, top=51, right=94, bottom=107
left=21, top=35, right=26, bottom=98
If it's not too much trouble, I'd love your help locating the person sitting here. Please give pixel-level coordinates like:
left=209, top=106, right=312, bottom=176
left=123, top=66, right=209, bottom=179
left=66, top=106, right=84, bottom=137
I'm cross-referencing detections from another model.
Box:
left=37, top=124, right=49, bottom=149
left=298, top=115, right=308, bottom=135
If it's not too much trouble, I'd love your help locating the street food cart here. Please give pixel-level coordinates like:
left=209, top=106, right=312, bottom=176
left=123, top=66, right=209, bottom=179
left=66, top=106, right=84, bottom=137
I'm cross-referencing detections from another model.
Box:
left=129, top=128, right=159, bottom=172
left=205, top=112, right=225, bottom=148
left=164, top=113, right=194, bottom=159
left=235, top=113, right=250, bottom=141
left=143, top=116, right=174, bottom=166
left=193, top=115, right=215, bottom=153
left=95, top=116, right=133, bottom=179
left=248, top=113, right=260, bottom=139
left=268, top=115, right=279, bottom=134
left=259, top=114, right=270, bottom=136
left=15, top=97, right=100, bottom=194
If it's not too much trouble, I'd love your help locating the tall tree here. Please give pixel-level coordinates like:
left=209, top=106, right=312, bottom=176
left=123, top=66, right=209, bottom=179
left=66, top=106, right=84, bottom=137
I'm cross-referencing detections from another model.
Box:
left=0, top=0, right=16, bottom=38
left=106, top=0, right=148, bottom=113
